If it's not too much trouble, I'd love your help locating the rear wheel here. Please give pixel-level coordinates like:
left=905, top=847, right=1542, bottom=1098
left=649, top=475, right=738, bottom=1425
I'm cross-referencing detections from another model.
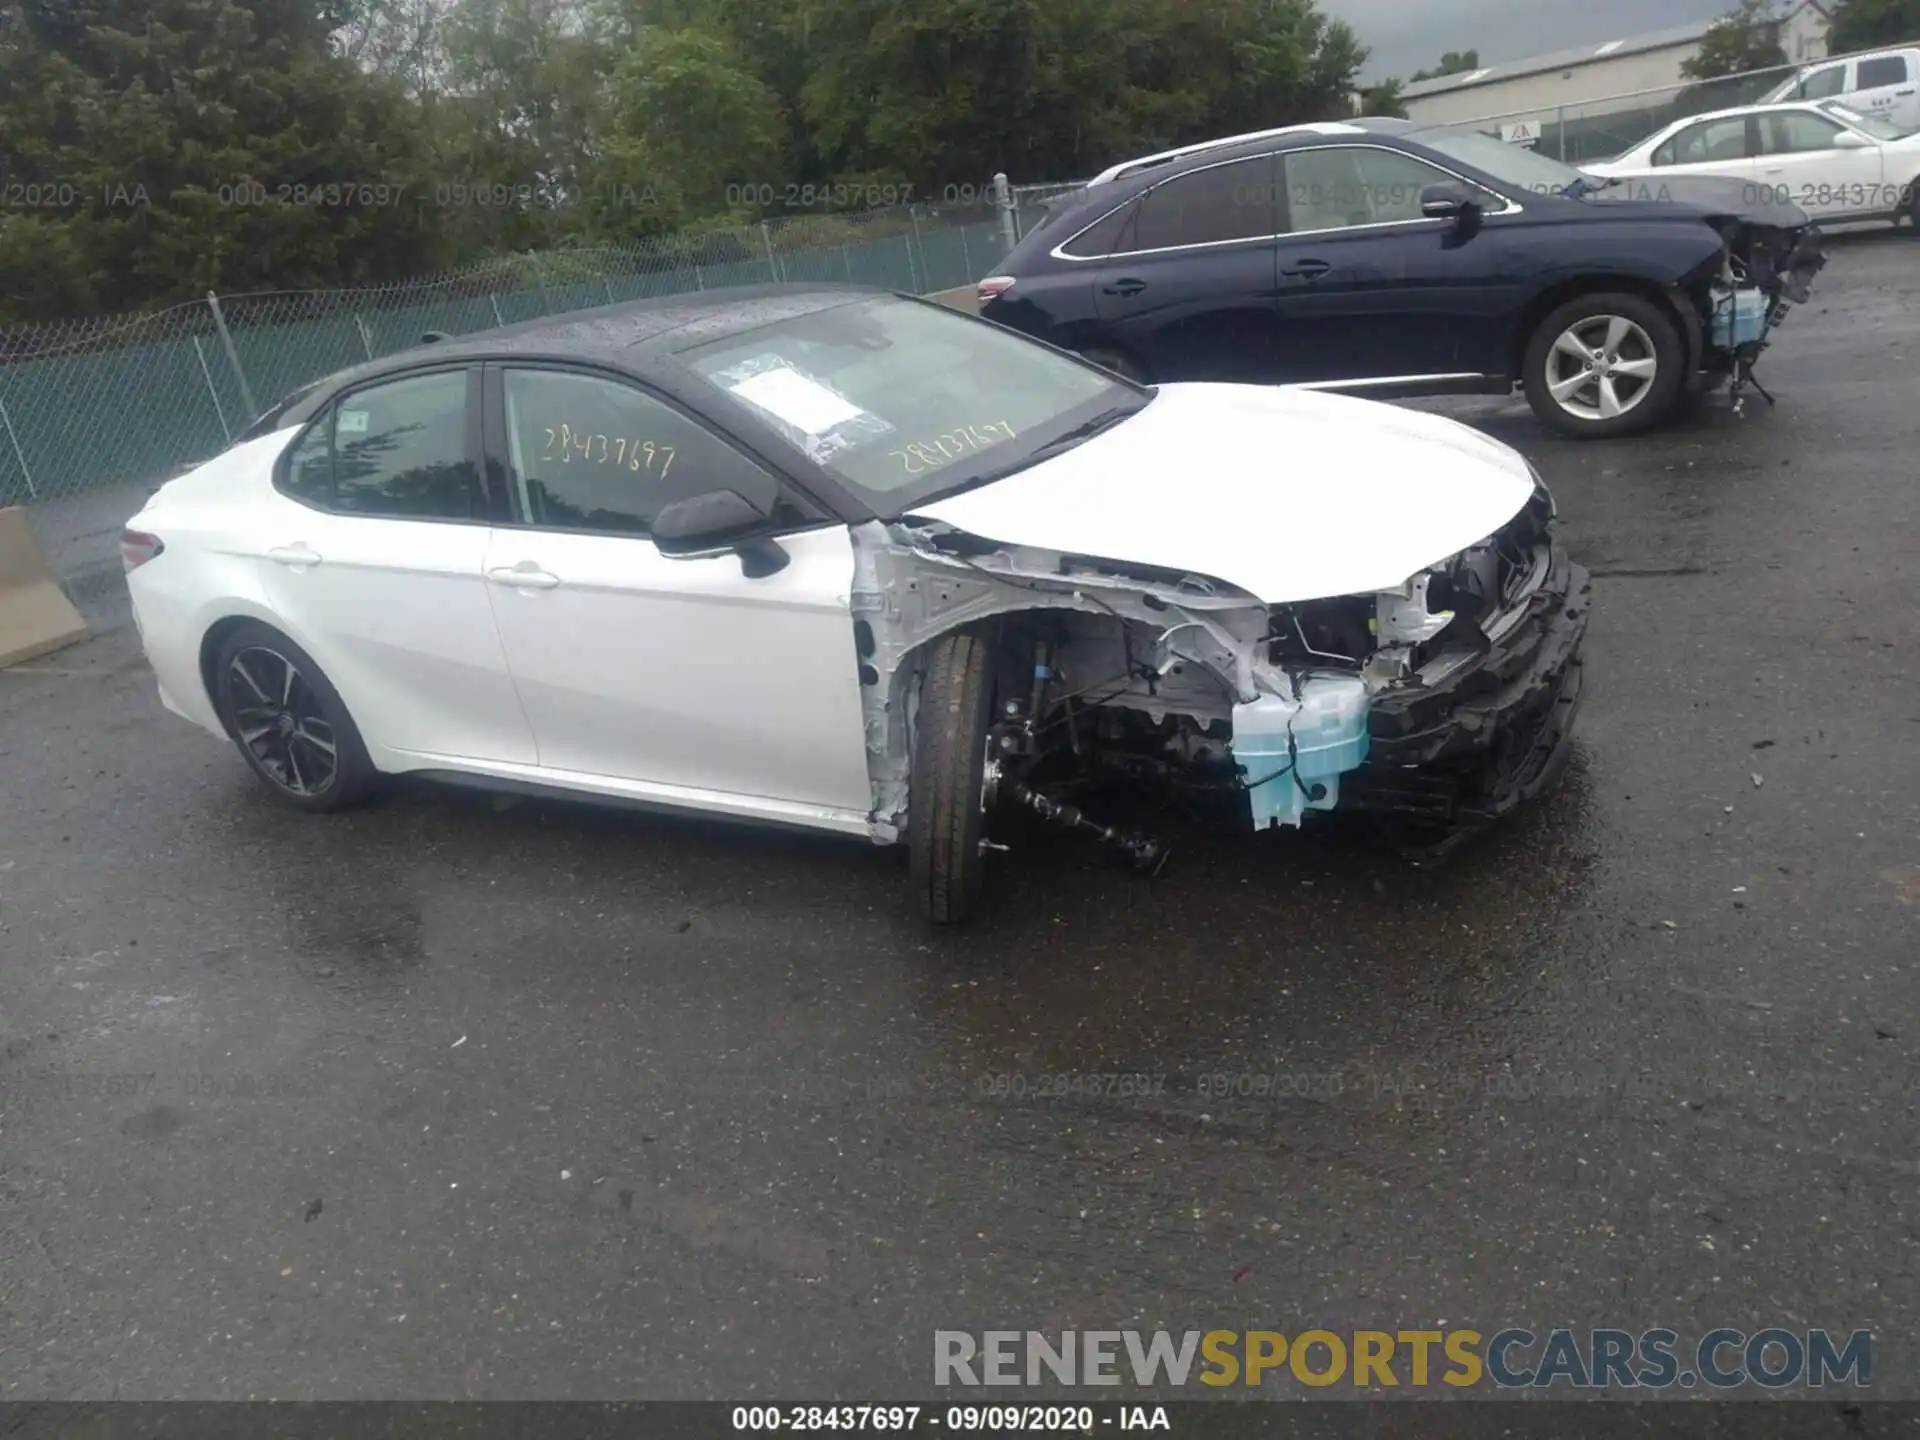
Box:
left=212, top=621, right=376, bottom=812
left=908, top=632, right=999, bottom=926
left=1078, top=347, right=1148, bottom=383
left=1522, top=292, right=1684, bottom=439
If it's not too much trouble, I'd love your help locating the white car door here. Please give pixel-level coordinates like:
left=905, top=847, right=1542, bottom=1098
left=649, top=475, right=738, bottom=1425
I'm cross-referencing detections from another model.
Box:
left=478, top=362, right=874, bottom=823
left=1755, top=109, right=1884, bottom=217
left=262, top=365, right=539, bottom=765
left=1847, top=53, right=1917, bottom=128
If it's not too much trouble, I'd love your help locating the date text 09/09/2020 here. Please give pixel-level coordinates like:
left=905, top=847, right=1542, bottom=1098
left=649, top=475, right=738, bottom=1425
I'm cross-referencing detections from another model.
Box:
left=731, top=1406, right=1163, bottom=1432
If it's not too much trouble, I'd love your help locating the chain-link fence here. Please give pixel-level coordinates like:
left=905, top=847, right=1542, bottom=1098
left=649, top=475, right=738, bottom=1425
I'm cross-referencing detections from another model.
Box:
left=0, top=200, right=1014, bottom=567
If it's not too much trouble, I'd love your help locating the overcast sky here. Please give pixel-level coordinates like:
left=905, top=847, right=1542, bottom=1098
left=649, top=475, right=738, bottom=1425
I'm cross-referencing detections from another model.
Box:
left=1334, top=0, right=1739, bottom=81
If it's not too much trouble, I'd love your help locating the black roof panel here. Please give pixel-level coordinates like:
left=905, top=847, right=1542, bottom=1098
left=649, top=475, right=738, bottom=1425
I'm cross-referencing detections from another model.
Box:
left=304, top=284, right=890, bottom=396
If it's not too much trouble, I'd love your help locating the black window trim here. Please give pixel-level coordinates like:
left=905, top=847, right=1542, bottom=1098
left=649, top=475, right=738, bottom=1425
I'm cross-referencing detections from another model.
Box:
left=479, top=358, right=840, bottom=545
left=1048, top=141, right=1520, bottom=263
left=271, top=362, right=492, bottom=527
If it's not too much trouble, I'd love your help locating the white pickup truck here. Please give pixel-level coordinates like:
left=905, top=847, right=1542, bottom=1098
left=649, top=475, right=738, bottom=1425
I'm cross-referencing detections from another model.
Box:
left=1762, top=47, right=1920, bottom=132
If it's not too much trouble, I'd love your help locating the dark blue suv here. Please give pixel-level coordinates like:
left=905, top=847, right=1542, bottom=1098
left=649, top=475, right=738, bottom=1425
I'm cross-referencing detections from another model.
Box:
left=978, top=117, right=1827, bottom=438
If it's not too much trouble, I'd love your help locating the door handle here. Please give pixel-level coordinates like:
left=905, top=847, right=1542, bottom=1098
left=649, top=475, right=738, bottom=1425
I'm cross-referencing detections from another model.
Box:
left=267, top=544, right=322, bottom=568
left=1280, top=260, right=1331, bottom=279
left=1102, top=278, right=1147, bottom=296
left=488, top=564, right=560, bottom=590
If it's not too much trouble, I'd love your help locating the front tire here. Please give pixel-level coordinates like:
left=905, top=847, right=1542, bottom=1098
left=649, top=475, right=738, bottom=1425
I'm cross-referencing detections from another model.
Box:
left=1522, top=292, right=1684, bottom=439
left=212, top=621, right=377, bottom=813
left=908, top=632, right=998, bottom=926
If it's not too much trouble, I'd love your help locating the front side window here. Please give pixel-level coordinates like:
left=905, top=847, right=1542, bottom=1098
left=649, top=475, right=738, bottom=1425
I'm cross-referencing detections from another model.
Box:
left=680, top=295, right=1135, bottom=508
left=1797, top=65, right=1848, bottom=99
left=1282, top=146, right=1471, bottom=230
left=499, top=369, right=801, bottom=536
left=278, top=370, right=480, bottom=520
left=1405, top=124, right=1585, bottom=195
left=1122, top=156, right=1277, bottom=251
left=1655, top=117, right=1752, bottom=166
left=1760, top=111, right=1846, bottom=155
left=1856, top=55, right=1908, bottom=87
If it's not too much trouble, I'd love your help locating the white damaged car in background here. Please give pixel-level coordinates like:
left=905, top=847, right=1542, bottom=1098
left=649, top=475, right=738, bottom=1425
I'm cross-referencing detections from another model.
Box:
left=122, top=287, right=1590, bottom=925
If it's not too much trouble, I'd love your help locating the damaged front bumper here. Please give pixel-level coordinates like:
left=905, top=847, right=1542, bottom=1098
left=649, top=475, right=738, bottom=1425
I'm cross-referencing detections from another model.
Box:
left=1228, top=485, right=1591, bottom=859
left=1343, top=541, right=1591, bottom=859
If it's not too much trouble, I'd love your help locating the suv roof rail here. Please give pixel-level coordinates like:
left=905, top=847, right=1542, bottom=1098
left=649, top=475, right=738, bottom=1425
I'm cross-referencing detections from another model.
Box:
left=1086, top=122, right=1366, bottom=187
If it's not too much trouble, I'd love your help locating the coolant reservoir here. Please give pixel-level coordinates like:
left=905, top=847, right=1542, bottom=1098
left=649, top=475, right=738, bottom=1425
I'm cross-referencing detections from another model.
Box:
left=1229, top=676, right=1371, bottom=830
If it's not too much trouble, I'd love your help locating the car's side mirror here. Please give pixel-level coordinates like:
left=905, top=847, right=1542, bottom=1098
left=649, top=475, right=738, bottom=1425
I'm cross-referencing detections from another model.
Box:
left=651, top=488, right=789, bottom=578
left=1420, top=181, right=1479, bottom=219
left=1831, top=130, right=1871, bottom=149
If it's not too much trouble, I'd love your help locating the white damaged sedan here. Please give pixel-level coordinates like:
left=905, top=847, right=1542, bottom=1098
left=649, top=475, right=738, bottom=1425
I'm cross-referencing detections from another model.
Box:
left=123, top=285, right=1590, bottom=923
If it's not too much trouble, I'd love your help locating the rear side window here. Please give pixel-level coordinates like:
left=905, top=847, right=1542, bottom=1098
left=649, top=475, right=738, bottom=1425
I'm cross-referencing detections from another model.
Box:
left=1120, top=155, right=1277, bottom=252
left=1060, top=201, right=1141, bottom=258
left=1856, top=56, right=1908, bottom=87
left=278, top=370, right=481, bottom=520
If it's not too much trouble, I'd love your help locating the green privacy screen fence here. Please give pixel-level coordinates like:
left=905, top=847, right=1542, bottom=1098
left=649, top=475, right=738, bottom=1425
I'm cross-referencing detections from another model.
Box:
left=0, top=202, right=1013, bottom=509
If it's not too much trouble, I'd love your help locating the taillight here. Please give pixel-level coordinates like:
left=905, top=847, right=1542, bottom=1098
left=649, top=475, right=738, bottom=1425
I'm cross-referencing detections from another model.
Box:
left=120, top=528, right=164, bottom=571
left=977, top=275, right=1017, bottom=306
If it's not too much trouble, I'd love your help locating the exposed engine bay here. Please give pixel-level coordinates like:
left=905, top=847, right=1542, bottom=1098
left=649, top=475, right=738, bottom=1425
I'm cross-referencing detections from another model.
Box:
left=1688, top=216, right=1827, bottom=415
left=848, top=477, right=1590, bottom=867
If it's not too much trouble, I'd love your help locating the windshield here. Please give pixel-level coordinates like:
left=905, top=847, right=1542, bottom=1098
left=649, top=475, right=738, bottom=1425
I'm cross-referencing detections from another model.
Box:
left=1406, top=124, right=1593, bottom=196
left=680, top=295, right=1142, bottom=507
left=1820, top=100, right=1908, bottom=140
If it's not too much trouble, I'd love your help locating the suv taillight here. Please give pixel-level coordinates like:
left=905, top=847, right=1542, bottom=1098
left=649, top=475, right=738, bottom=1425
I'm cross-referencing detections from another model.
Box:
left=120, top=528, right=164, bottom=571
left=977, top=275, right=1017, bottom=306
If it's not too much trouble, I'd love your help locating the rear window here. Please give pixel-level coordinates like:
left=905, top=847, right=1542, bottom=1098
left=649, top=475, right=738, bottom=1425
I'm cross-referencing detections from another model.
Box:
left=1856, top=55, right=1909, bottom=87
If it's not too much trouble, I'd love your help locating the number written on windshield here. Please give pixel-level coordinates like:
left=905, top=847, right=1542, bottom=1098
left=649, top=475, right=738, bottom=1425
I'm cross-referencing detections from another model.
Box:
left=541, top=424, right=676, bottom=478
left=889, top=421, right=1016, bottom=475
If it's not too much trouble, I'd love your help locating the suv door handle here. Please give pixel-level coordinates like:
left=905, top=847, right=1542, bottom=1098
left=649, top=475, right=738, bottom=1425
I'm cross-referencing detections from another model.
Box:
left=1280, top=260, right=1331, bottom=279
left=1102, top=278, right=1147, bottom=296
left=488, top=564, right=560, bottom=590
left=267, top=544, right=322, bottom=568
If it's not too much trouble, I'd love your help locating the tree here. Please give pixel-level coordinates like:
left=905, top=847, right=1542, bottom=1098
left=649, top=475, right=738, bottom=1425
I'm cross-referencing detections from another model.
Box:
left=588, top=24, right=783, bottom=237
left=0, top=0, right=442, bottom=322
left=333, top=0, right=454, bottom=96
left=1357, top=78, right=1408, bottom=118
left=1829, top=0, right=1920, bottom=51
left=1680, top=0, right=1787, bottom=82
left=800, top=0, right=1372, bottom=188
left=1409, top=48, right=1478, bottom=83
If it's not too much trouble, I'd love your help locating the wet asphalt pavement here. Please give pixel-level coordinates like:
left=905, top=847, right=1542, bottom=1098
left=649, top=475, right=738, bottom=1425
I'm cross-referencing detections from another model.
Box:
left=2, top=233, right=1917, bottom=1403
